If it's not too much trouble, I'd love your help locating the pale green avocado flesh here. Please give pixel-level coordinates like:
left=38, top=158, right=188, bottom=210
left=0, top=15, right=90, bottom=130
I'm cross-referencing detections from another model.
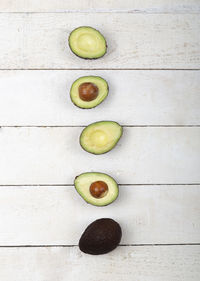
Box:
left=68, top=26, right=107, bottom=59
left=80, top=121, right=123, bottom=154
left=74, top=172, right=119, bottom=206
left=70, top=76, right=108, bottom=109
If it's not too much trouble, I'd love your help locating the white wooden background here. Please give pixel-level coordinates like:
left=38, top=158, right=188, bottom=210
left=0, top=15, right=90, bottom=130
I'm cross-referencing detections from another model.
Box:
left=0, top=1, right=200, bottom=280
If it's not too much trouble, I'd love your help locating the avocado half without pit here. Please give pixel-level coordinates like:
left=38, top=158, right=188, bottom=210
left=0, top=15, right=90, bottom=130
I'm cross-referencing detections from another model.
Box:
left=70, top=76, right=108, bottom=109
left=74, top=172, right=119, bottom=206
left=79, top=218, right=122, bottom=255
left=80, top=121, right=123, bottom=154
left=68, top=26, right=107, bottom=59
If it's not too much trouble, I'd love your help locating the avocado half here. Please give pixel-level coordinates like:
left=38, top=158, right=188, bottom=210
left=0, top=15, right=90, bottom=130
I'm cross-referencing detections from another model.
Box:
left=80, top=121, right=123, bottom=154
left=74, top=172, right=119, bottom=206
left=70, top=76, right=108, bottom=109
left=68, top=26, right=107, bottom=59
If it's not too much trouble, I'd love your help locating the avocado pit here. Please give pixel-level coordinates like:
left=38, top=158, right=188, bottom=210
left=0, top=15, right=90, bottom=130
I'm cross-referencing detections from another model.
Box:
left=90, top=181, right=108, bottom=198
left=79, top=82, right=99, bottom=102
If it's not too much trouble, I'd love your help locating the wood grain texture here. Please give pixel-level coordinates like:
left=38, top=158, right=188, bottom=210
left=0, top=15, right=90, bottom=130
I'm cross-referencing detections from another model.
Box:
left=0, top=246, right=199, bottom=281
left=0, top=1, right=199, bottom=280
left=0, top=0, right=199, bottom=13
left=0, top=14, right=199, bottom=69
left=0, top=185, right=199, bottom=245
left=0, top=127, right=199, bottom=185
left=0, top=70, right=200, bottom=126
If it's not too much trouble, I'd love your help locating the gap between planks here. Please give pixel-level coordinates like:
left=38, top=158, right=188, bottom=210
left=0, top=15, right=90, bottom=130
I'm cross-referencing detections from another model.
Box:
left=0, top=125, right=200, bottom=128
left=0, top=243, right=200, bottom=248
left=0, top=68, right=200, bottom=71
left=0, top=183, right=200, bottom=187
left=0, top=10, right=200, bottom=14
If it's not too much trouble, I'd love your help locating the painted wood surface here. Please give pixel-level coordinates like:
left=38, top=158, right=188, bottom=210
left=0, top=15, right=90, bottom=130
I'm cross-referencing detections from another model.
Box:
left=0, top=0, right=200, bottom=13
left=0, top=70, right=200, bottom=126
left=0, top=127, right=199, bottom=185
left=0, top=246, right=199, bottom=281
left=0, top=14, right=199, bottom=69
left=0, top=2, right=199, bottom=280
left=0, top=185, right=199, bottom=245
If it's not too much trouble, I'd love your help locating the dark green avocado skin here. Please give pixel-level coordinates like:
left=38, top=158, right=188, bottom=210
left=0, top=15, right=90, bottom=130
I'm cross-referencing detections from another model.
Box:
left=79, top=218, right=122, bottom=255
left=68, top=26, right=107, bottom=60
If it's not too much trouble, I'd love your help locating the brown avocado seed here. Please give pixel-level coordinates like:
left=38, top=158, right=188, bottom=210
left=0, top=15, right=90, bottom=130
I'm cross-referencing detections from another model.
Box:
left=79, top=82, right=99, bottom=102
left=90, top=181, right=108, bottom=198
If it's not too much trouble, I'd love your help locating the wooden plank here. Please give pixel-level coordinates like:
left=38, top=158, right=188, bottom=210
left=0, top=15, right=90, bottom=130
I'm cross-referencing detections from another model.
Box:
left=0, top=0, right=199, bottom=13
left=0, top=185, right=199, bottom=245
left=0, top=127, right=199, bottom=185
left=0, top=246, right=199, bottom=281
left=0, top=70, right=200, bottom=126
left=0, top=14, right=199, bottom=69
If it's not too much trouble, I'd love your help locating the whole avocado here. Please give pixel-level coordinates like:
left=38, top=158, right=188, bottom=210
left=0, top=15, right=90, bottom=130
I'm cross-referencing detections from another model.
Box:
left=79, top=218, right=122, bottom=255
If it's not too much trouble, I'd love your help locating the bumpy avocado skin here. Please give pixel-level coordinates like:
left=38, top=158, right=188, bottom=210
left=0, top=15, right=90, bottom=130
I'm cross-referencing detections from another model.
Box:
left=70, top=76, right=109, bottom=109
left=68, top=26, right=107, bottom=59
left=74, top=172, right=119, bottom=207
left=80, top=121, right=123, bottom=155
left=79, top=218, right=122, bottom=255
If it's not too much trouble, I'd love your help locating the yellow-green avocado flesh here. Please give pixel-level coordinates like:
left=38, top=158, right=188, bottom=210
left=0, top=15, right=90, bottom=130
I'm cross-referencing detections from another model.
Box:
left=80, top=121, right=123, bottom=154
left=69, top=26, right=107, bottom=59
left=74, top=172, right=119, bottom=206
left=70, top=76, right=108, bottom=109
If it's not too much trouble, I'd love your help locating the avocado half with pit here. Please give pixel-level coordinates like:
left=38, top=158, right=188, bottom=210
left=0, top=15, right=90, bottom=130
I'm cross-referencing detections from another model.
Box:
left=80, top=121, right=123, bottom=154
left=70, top=76, right=108, bottom=109
left=74, top=172, right=119, bottom=206
left=68, top=26, right=107, bottom=59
